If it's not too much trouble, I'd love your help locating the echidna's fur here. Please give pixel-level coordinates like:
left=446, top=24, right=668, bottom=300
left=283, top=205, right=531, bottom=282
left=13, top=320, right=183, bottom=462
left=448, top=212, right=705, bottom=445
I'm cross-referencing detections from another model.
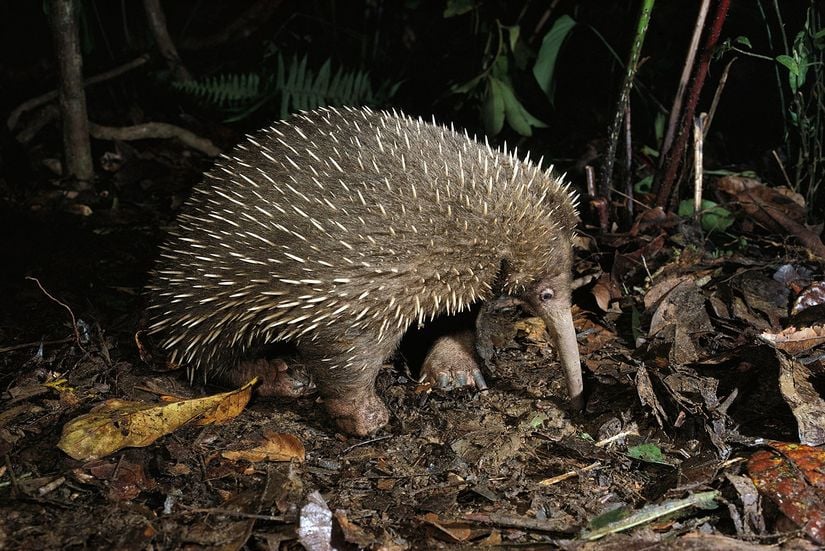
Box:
left=146, top=106, right=580, bottom=434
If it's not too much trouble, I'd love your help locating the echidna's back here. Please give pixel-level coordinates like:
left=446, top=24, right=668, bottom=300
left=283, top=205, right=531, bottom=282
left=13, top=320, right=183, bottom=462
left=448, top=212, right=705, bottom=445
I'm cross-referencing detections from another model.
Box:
left=146, top=107, right=577, bottom=375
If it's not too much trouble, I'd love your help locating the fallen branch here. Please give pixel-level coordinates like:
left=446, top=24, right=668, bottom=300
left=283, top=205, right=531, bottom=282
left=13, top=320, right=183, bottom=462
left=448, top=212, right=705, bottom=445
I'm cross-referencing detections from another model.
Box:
left=89, top=122, right=221, bottom=157
left=462, top=512, right=575, bottom=534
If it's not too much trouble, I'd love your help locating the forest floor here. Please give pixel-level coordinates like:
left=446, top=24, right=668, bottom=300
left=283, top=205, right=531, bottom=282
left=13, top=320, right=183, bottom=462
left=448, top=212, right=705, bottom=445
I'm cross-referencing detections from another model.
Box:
left=1, top=141, right=824, bottom=550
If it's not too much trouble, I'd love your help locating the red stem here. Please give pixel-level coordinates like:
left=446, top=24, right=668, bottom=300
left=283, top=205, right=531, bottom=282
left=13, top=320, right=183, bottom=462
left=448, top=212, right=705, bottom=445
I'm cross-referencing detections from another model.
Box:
left=654, top=0, right=731, bottom=208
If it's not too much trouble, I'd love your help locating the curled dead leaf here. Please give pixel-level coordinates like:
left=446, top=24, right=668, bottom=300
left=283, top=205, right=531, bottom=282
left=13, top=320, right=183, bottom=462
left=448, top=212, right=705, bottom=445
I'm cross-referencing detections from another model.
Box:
left=58, top=379, right=256, bottom=460
left=760, top=325, right=825, bottom=355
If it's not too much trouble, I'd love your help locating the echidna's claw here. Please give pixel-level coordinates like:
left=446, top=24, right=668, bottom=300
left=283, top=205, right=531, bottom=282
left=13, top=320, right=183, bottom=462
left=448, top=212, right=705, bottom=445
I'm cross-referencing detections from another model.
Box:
left=420, top=330, right=486, bottom=391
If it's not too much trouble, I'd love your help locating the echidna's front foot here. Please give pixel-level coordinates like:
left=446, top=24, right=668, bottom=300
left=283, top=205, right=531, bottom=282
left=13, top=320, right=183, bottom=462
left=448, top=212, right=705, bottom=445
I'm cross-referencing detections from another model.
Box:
left=323, top=390, right=390, bottom=436
left=231, top=358, right=313, bottom=398
left=420, top=330, right=487, bottom=391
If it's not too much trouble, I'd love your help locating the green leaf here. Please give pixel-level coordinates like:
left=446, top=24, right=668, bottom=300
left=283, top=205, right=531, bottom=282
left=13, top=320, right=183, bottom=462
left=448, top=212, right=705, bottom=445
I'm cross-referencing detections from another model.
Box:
left=677, top=199, right=734, bottom=232
left=634, top=175, right=653, bottom=194
left=776, top=54, right=799, bottom=75
left=483, top=78, right=506, bottom=136
left=654, top=111, right=666, bottom=144
left=497, top=80, right=546, bottom=136
left=528, top=413, right=548, bottom=429
left=532, top=15, right=576, bottom=102
left=443, top=0, right=475, bottom=18
left=776, top=53, right=803, bottom=94
left=491, top=54, right=509, bottom=79
left=504, top=24, right=521, bottom=52
left=734, top=35, right=752, bottom=48
left=450, top=74, right=484, bottom=94
left=627, top=443, right=665, bottom=464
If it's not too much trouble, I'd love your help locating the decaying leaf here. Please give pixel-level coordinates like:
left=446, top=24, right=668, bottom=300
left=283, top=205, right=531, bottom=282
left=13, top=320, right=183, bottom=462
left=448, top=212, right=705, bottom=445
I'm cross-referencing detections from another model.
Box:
left=222, top=429, right=305, bottom=462
left=775, top=352, right=825, bottom=446
left=716, top=176, right=825, bottom=257
left=420, top=512, right=488, bottom=543
left=298, top=490, right=334, bottom=551
left=58, top=379, right=256, bottom=460
left=748, top=442, right=825, bottom=544
left=760, top=325, right=825, bottom=355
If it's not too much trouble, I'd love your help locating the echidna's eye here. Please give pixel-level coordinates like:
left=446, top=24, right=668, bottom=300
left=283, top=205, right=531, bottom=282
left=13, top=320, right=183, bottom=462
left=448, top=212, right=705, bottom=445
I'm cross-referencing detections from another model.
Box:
left=539, top=288, right=554, bottom=302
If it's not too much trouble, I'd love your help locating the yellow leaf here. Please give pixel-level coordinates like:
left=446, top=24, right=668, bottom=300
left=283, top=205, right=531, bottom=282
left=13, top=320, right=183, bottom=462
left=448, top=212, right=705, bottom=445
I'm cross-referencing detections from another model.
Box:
left=58, top=378, right=257, bottom=460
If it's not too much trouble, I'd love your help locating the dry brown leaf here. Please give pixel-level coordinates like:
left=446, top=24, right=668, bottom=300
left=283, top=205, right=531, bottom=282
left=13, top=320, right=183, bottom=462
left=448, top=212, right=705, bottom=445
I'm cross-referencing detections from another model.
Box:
left=592, top=273, right=622, bottom=311
left=644, top=275, right=692, bottom=311
left=759, top=326, right=825, bottom=355
left=776, top=352, right=825, bottom=446
left=58, top=379, right=256, bottom=460
left=419, top=512, right=481, bottom=543
left=222, top=430, right=305, bottom=463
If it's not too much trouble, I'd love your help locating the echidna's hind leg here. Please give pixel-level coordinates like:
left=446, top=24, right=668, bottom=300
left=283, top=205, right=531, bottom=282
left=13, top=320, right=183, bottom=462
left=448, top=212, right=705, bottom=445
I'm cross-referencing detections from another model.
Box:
left=419, top=329, right=488, bottom=390
left=299, top=329, right=398, bottom=436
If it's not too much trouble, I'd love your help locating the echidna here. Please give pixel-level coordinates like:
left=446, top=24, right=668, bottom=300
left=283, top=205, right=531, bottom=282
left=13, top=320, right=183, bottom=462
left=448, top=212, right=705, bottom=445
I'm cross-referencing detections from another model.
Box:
left=146, top=106, right=582, bottom=435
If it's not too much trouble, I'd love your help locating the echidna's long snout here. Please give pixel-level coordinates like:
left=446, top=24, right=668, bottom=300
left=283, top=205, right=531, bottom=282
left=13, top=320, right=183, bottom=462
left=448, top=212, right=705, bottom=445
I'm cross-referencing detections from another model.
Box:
left=539, top=304, right=583, bottom=410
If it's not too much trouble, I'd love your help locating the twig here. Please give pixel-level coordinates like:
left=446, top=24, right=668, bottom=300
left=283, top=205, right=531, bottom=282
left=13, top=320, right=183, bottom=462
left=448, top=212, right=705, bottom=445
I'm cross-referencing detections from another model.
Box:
left=610, top=187, right=652, bottom=212
left=624, top=103, right=634, bottom=221
left=14, top=104, right=60, bottom=145
left=25, top=276, right=85, bottom=351
left=341, top=434, right=392, bottom=454
left=7, top=55, right=149, bottom=132
left=693, top=112, right=707, bottom=218
left=595, top=429, right=640, bottom=447
left=462, top=511, right=575, bottom=534
left=0, top=337, right=75, bottom=354
left=537, top=461, right=602, bottom=487
left=601, top=0, right=655, bottom=199
left=704, top=57, right=736, bottom=137
left=771, top=149, right=793, bottom=188
left=585, top=165, right=596, bottom=197
left=529, top=0, right=563, bottom=43
left=89, top=122, right=221, bottom=157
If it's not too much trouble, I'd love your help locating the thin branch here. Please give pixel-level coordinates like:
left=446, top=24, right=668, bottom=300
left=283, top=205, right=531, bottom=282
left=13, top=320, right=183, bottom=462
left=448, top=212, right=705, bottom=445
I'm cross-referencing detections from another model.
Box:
left=8, top=54, right=149, bottom=132
left=88, top=122, right=221, bottom=157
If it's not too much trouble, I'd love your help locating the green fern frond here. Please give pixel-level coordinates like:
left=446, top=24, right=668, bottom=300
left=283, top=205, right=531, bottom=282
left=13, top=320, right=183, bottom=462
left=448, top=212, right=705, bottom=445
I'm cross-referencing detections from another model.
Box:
left=173, top=55, right=399, bottom=122
left=173, top=73, right=263, bottom=108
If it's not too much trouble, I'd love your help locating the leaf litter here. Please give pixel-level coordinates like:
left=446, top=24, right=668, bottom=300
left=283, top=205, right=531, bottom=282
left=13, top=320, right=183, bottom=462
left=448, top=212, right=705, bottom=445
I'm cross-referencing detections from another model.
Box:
left=2, top=173, right=825, bottom=548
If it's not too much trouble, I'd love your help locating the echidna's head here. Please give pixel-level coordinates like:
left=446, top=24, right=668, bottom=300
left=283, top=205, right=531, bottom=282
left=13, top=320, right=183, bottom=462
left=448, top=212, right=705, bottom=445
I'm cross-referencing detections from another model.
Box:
left=498, top=224, right=582, bottom=410
left=521, top=268, right=582, bottom=409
